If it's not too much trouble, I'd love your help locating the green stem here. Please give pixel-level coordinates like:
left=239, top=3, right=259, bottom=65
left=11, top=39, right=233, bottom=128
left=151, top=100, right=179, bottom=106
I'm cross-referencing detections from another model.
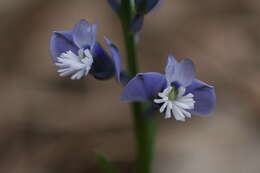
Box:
left=120, top=1, right=157, bottom=173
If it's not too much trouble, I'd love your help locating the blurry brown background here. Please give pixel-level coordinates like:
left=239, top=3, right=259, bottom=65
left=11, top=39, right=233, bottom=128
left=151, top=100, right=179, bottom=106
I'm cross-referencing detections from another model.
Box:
left=1, top=0, right=260, bottom=172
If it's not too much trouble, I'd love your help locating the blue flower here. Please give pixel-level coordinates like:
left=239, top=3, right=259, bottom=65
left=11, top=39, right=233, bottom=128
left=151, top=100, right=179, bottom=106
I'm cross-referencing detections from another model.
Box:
left=107, top=0, right=161, bottom=33
left=131, top=0, right=161, bottom=32
left=107, top=0, right=160, bottom=14
left=121, top=55, right=216, bottom=121
left=50, top=19, right=121, bottom=81
left=135, top=0, right=161, bottom=14
left=107, top=0, right=121, bottom=13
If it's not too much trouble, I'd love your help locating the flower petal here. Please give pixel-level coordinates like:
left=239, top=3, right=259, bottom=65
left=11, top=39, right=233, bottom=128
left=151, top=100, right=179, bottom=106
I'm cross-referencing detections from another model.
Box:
left=185, top=79, right=216, bottom=115
left=121, top=72, right=166, bottom=101
left=135, top=0, right=161, bottom=14
left=104, top=37, right=121, bottom=82
left=174, top=58, right=195, bottom=87
left=130, top=14, right=144, bottom=33
left=144, top=0, right=161, bottom=13
left=165, top=55, right=195, bottom=87
left=165, top=54, right=177, bottom=85
left=91, top=42, right=114, bottom=80
left=73, top=19, right=97, bottom=49
left=107, top=0, right=121, bottom=12
left=50, top=31, right=78, bottom=62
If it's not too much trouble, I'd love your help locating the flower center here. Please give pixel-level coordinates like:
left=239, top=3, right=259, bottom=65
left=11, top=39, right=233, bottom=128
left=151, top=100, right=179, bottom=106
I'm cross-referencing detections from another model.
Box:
left=78, top=48, right=90, bottom=59
left=167, top=86, right=178, bottom=101
left=154, top=86, right=195, bottom=121
left=55, top=48, right=93, bottom=80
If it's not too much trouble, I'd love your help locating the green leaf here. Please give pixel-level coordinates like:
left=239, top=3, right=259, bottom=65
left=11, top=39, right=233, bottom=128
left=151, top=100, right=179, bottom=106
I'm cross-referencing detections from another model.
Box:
left=96, top=152, right=120, bottom=173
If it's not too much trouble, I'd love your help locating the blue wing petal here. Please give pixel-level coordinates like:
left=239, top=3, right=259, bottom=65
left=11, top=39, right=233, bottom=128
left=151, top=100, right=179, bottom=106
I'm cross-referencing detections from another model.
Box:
left=145, top=0, right=161, bottom=13
left=73, top=19, right=97, bottom=49
left=104, top=37, right=121, bottom=82
left=91, top=42, right=114, bottom=80
left=50, top=30, right=78, bottom=62
left=107, top=0, right=121, bottom=12
left=165, top=54, right=177, bottom=85
left=165, top=55, right=195, bottom=87
left=185, top=79, right=216, bottom=115
left=174, top=58, right=195, bottom=87
left=121, top=72, right=166, bottom=102
left=130, top=14, right=144, bottom=33
left=135, top=0, right=161, bottom=14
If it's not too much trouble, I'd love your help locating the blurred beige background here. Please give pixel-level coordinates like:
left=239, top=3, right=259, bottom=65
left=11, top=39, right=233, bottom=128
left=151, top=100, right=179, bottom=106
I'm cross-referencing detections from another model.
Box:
left=1, top=0, right=260, bottom=172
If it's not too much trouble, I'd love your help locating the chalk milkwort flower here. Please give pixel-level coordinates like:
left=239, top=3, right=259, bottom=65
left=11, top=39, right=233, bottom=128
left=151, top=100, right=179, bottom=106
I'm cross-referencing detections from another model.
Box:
left=122, top=55, right=216, bottom=121
left=107, top=0, right=161, bottom=32
left=108, top=0, right=160, bottom=13
left=50, top=19, right=121, bottom=81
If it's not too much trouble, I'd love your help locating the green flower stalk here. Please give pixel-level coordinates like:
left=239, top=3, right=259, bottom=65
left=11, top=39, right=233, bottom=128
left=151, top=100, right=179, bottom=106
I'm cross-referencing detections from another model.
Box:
left=119, top=1, right=158, bottom=173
